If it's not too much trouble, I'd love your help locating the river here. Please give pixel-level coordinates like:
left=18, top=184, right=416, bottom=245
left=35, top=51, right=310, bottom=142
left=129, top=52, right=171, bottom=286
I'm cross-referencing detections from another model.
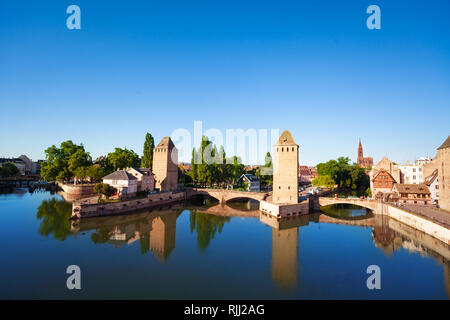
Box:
left=0, top=188, right=448, bottom=299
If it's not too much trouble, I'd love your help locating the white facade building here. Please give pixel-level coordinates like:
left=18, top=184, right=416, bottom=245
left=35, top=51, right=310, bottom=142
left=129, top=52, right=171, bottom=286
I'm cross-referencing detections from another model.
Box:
left=102, top=170, right=137, bottom=197
left=398, top=161, right=424, bottom=184
left=424, top=169, right=439, bottom=204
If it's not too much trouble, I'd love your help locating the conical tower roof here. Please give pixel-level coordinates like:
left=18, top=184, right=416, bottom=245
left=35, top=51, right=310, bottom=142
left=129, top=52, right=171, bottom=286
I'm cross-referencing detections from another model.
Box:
left=275, top=130, right=298, bottom=146
left=438, top=135, right=450, bottom=150
left=156, top=137, right=175, bottom=149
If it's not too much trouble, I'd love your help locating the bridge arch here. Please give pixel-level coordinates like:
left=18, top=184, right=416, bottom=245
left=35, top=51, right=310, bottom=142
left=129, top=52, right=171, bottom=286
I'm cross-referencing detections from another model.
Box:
left=317, top=197, right=378, bottom=211
left=187, top=188, right=269, bottom=204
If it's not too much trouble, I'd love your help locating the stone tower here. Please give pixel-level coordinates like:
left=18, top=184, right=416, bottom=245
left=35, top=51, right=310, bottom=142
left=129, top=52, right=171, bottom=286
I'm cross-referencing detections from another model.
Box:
left=437, top=136, right=450, bottom=211
left=152, top=137, right=178, bottom=192
left=273, top=130, right=299, bottom=204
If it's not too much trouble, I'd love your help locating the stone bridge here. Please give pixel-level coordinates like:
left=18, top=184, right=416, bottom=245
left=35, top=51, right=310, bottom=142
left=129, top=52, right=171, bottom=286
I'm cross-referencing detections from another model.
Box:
left=187, top=188, right=269, bottom=204
left=316, top=197, right=379, bottom=211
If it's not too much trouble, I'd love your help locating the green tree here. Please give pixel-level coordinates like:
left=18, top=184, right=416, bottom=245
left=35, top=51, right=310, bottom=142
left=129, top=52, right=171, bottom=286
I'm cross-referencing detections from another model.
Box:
left=0, top=162, right=20, bottom=177
left=190, top=148, right=198, bottom=183
left=107, top=148, right=140, bottom=170
left=315, top=157, right=369, bottom=196
left=141, top=133, right=155, bottom=169
left=256, top=152, right=273, bottom=187
left=41, top=140, right=92, bottom=183
left=312, top=175, right=336, bottom=190
left=94, top=182, right=116, bottom=199
left=85, top=164, right=105, bottom=182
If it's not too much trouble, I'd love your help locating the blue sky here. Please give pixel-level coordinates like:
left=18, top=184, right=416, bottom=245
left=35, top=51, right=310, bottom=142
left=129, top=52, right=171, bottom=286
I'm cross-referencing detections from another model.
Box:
left=1, top=0, right=449, bottom=165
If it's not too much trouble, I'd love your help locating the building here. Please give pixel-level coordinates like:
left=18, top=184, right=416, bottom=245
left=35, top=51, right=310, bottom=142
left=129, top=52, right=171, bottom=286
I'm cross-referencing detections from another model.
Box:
left=422, top=136, right=450, bottom=211
left=424, top=169, right=439, bottom=204
left=371, top=169, right=397, bottom=199
left=0, top=158, right=27, bottom=175
left=415, top=156, right=433, bottom=166
left=32, top=160, right=44, bottom=175
left=126, top=167, right=155, bottom=192
left=357, top=139, right=373, bottom=168
left=369, top=157, right=402, bottom=198
left=18, top=155, right=32, bottom=174
left=298, top=165, right=317, bottom=183
left=102, top=170, right=137, bottom=197
left=273, top=130, right=299, bottom=204
left=437, top=136, right=450, bottom=211
left=397, top=161, right=424, bottom=184
left=392, top=184, right=431, bottom=205
left=237, top=174, right=260, bottom=192
left=152, top=137, right=178, bottom=192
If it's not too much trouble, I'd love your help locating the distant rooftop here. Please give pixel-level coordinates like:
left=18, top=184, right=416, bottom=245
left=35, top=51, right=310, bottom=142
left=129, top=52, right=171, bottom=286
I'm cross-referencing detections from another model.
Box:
left=103, top=170, right=137, bottom=181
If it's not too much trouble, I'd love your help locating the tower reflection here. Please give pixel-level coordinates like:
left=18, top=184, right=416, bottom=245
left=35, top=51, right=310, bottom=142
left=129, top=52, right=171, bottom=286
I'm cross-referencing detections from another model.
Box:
left=260, top=213, right=310, bottom=291
left=71, top=206, right=181, bottom=262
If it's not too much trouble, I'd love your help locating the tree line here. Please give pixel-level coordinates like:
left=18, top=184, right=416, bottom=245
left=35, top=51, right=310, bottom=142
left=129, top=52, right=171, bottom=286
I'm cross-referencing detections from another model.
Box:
left=0, top=162, right=20, bottom=178
left=312, top=157, right=370, bottom=196
left=41, top=132, right=155, bottom=184
left=186, top=136, right=273, bottom=189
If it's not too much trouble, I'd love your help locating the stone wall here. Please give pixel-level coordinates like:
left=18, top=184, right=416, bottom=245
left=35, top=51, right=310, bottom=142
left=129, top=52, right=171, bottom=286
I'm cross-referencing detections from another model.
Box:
left=384, top=205, right=450, bottom=245
left=260, top=200, right=309, bottom=218
left=437, top=146, right=450, bottom=212
left=72, top=191, right=185, bottom=218
left=59, top=183, right=95, bottom=197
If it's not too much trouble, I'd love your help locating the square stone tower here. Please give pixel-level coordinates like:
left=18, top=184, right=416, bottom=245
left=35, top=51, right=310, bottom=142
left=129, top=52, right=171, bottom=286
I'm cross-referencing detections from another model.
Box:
left=273, top=130, right=299, bottom=204
left=152, top=137, right=178, bottom=192
left=437, top=136, right=450, bottom=211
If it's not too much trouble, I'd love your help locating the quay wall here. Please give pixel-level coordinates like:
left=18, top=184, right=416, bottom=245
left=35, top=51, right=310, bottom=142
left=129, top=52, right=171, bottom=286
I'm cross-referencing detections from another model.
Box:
left=383, top=205, right=450, bottom=245
left=59, top=183, right=95, bottom=197
left=72, top=191, right=185, bottom=218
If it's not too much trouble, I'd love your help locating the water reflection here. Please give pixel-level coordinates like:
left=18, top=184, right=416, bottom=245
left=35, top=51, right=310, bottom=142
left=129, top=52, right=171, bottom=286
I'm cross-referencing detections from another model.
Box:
left=32, top=196, right=450, bottom=298
left=372, top=214, right=450, bottom=297
left=189, top=210, right=230, bottom=252
left=320, top=203, right=373, bottom=220
left=36, top=198, right=73, bottom=241
left=71, top=207, right=182, bottom=262
left=260, top=214, right=310, bottom=291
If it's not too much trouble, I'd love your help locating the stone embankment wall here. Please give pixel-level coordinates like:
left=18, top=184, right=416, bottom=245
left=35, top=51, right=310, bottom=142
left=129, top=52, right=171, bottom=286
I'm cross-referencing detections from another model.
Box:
left=384, top=205, right=450, bottom=245
left=59, top=183, right=96, bottom=197
left=72, top=191, right=185, bottom=218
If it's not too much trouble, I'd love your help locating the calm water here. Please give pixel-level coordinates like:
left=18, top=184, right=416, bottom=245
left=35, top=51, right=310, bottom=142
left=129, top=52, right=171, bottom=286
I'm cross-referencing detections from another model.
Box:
left=0, top=189, right=449, bottom=299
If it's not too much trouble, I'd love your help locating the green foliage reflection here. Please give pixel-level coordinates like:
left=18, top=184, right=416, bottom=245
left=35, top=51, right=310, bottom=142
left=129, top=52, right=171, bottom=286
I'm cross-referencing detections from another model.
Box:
left=36, top=198, right=72, bottom=241
left=189, top=211, right=230, bottom=251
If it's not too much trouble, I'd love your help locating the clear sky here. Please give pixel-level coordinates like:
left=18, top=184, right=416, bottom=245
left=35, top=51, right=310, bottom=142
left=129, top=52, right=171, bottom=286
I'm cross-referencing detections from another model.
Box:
left=1, top=0, right=449, bottom=166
